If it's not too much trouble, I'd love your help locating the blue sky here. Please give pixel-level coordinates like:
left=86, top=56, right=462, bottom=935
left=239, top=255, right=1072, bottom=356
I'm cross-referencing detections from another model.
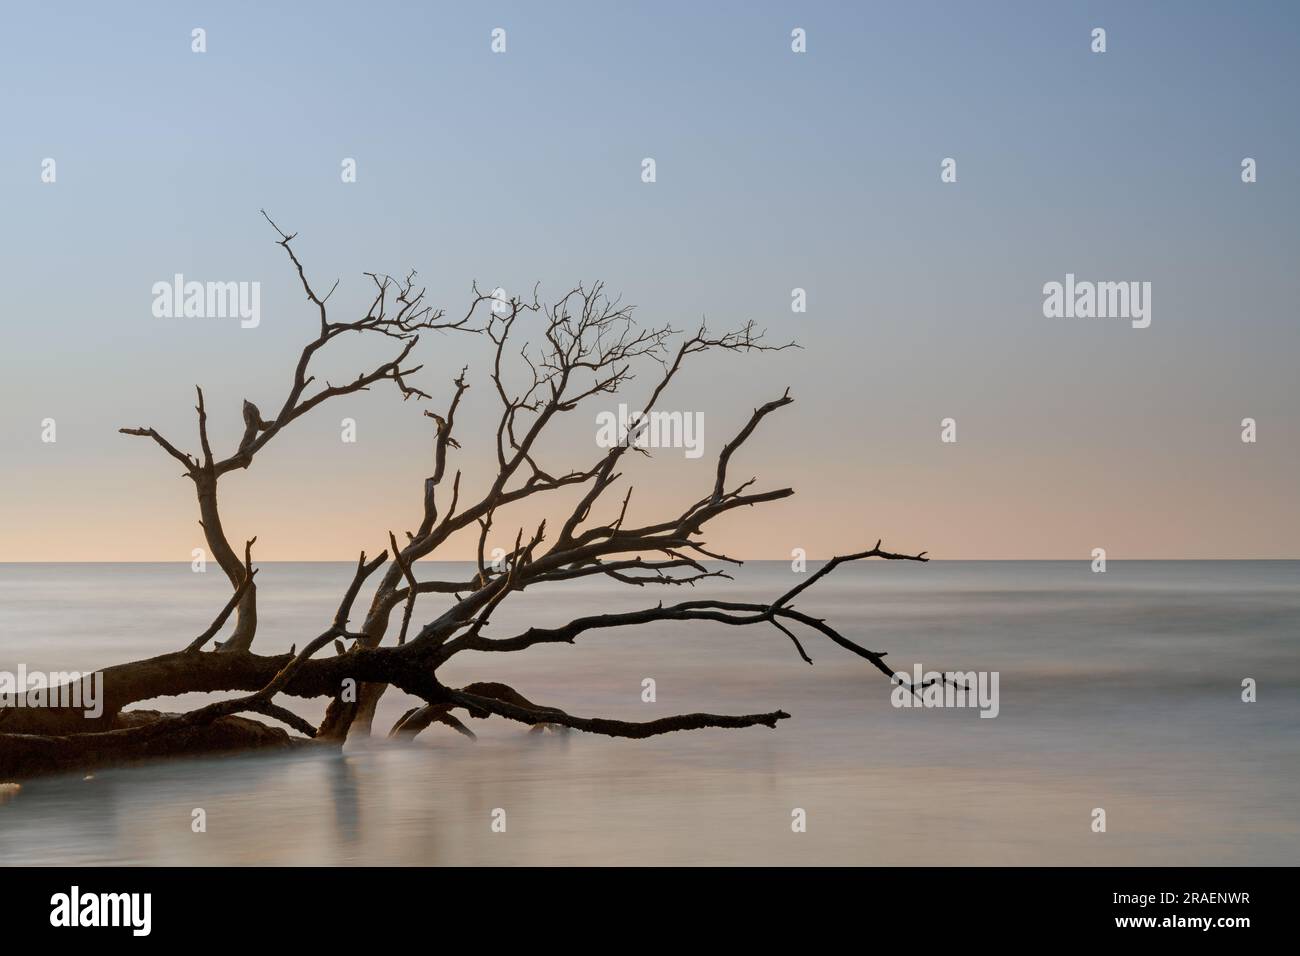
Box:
left=2, top=1, right=1297, bottom=559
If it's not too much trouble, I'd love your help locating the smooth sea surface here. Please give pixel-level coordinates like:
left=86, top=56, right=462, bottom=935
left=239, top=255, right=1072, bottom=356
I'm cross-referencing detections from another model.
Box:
left=1, top=560, right=1296, bottom=866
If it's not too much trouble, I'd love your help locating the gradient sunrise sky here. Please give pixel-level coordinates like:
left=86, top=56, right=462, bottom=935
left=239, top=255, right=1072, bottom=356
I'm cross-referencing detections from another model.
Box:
left=2, top=1, right=1297, bottom=561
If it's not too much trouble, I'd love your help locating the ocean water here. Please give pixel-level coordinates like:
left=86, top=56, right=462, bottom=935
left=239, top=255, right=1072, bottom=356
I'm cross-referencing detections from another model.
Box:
left=0, top=560, right=1296, bottom=866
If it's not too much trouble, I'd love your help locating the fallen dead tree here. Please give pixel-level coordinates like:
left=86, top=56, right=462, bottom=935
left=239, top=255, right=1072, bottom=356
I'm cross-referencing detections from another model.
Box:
left=0, top=213, right=930, bottom=780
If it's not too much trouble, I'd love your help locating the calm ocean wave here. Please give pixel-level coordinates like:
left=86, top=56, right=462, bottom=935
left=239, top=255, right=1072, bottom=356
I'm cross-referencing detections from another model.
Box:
left=1, top=561, right=1296, bottom=865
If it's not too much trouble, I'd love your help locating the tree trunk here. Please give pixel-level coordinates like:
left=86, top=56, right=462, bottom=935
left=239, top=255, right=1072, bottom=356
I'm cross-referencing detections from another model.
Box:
left=0, top=710, right=303, bottom=780
left=196, top=476, right=257, bottom=651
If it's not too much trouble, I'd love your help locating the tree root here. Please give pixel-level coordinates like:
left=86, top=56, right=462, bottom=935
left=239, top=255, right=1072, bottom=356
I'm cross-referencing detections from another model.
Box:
left=0, top=710, right=313, bottom=781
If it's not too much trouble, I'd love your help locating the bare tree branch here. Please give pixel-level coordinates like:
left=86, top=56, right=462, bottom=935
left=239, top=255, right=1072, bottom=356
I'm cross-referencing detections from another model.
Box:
left=2, top=217, right=944, bottom=778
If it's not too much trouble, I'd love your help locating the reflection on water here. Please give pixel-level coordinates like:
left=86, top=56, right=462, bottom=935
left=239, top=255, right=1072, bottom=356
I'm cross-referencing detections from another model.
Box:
left=1, top=561, right=1297, bottom=864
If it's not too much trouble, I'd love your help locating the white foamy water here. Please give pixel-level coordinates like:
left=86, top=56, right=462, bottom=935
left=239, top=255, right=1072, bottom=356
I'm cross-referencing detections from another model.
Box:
left=1, top=560, right=1296, bottom=865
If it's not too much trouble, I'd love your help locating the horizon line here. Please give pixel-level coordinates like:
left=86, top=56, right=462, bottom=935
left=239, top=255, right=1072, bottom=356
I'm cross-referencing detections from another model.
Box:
left=2, top=558, right=1297, bottom=565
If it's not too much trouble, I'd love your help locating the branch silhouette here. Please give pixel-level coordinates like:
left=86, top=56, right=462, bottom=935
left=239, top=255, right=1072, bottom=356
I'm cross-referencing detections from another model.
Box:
left=2, top=215, right=931, bottom=778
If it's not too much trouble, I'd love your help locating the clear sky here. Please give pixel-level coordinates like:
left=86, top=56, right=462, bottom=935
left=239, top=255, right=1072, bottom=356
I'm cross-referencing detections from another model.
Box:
left=2, top=1, right=1297, bottom=561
